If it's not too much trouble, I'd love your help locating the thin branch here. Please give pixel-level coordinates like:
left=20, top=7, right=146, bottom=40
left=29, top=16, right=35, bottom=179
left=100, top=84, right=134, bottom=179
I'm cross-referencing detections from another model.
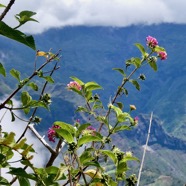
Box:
left=0, top=0, right=16, bottom=21
left=137, top=112, right=153, bottom=186
left=28, top=124, right=56, bottom=154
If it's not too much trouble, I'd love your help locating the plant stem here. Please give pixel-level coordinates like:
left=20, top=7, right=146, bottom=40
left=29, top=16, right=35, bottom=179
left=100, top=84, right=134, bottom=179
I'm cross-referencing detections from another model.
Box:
left=0, top=0, right=15, bottom=21
left=137, top=112, right=153, bottom=186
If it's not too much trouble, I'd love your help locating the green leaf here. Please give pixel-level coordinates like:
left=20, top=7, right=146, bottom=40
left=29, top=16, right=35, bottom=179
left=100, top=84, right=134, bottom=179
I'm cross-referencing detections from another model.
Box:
left=79, top=151, right=94, bottom=165
left=132, top=57, right=141, bottom=68
left=54, top=121, right=76, bottom=136
left=76, top=123, right=91, bottom=138
left=55, top=128, right=74, bottom=143
left=129, top=79, right=140, bottom=91
left=8, top=168, right=36, bottom=180
left=43, top=76, right=54, bottom=84
left=17, top=176, right=30, bottom=186
left=122, top=156, right=140, bottom=163
left=117, top=112, right=131, bottom=123
left=2, top=132, right=15, bottom=147
left=78, top=136, right=102, bottom=147
left=30, top=100, right=48, bottom=110
left=0, top=21, right=36, bottom=50
left=83, top=161, right=102, bottom=168
left=0, top=63, right=6, bottom=77
left=113, top=125, right=131, bottom=133
left=10, top=111, right=15, bottom=122
left=0, top=176, right=10, bottom=185
left=21, top=91, right=32, bottom=106
left=10, top=69, right=21, bottom=82
left=100, top=150, right=116, bottom=164
left=52, top=165, right=68, bottom=181
left=135, top=43, right=146, bottom=56
left=0, top=4, right=6, bottom=8
left=85, top=82, right=102, bottom=92
left=15, top=11, right=38, bottom=26
left=21, top=144, right=34, bottom=157
left=154, top=46, right=165, bottom=52
left=109, top=104, right=122, bottom=118
left=14, top=138, right=27, bottom=150
left=149, top=61, right=157, bottom=71
left=27, top=82, right=38, bottom=91
left=70, top=76, right=84, bottom=85
left=113, top=68, right=126, bottom=76
left=116, top=102, right=123, bottom=110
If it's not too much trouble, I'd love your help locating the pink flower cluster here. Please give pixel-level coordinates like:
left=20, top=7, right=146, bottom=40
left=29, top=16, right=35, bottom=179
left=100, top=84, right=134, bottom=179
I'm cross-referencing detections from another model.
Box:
left=146, top=36, right=158, bottom=47
left=82, top=126, right=96, bottom=136
left=47, top=125, right=60, bottom=142
left=146, top=36, right=167, bottom=60
left=157, top=51, right=167, bottom=60
left=67, top=81, right=82, bottom=91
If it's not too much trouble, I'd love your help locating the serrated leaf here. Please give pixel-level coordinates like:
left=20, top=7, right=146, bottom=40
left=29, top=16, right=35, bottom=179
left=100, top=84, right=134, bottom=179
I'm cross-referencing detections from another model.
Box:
left=78, top=136, right=102, bottom=147
left=55, top=128, right=74, bottom=143
left=130, top=79, right=140, bottom=91
left=10, top=68, right=20, bottom=82
left=27, top=82, right=38, bottom=91
left=0, top=21, right=36, bottom=50
left=0, top=63, right=6, bottom=77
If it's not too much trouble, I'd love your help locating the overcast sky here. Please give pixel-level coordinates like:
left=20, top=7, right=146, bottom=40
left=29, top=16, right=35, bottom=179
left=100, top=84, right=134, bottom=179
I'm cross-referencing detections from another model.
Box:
left=1, top=0, right=186, bottom=34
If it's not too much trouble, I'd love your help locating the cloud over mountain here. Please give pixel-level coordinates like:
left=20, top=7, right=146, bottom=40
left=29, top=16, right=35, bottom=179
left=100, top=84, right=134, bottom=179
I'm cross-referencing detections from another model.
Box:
left=2, top=0, right=186, bottom=33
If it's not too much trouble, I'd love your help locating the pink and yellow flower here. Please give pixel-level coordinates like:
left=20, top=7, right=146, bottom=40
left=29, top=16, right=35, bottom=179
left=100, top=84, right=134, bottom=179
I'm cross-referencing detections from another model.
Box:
left=67, top=81, right=82, bottom=91
left=157, top=51, right=167, bottom=60
left=146, top=36, right=158, bottom=48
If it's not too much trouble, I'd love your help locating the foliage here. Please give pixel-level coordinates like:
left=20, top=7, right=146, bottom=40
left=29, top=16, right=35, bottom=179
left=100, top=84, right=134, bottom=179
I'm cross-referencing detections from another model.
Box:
left=0, top=1, right=167, bottom=185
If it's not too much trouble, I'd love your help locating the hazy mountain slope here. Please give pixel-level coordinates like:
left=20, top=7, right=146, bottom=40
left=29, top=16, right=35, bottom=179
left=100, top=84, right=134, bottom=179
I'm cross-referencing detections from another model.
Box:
left=0, top=24, right=186, bottom=185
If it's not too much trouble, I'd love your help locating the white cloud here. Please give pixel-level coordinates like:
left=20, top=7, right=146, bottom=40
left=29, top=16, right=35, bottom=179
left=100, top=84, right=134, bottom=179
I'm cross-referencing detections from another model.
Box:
left=1, top=0, right=186, bottom=34
left=0, top=98, right=50, bottom=184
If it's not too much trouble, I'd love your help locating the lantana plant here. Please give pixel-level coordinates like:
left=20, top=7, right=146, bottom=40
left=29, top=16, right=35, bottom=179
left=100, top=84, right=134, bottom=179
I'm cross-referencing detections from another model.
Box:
left=0, top=2, right=167, bottom=184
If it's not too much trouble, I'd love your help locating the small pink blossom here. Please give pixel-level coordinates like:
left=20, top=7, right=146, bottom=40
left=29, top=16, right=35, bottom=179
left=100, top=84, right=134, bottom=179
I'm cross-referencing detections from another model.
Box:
left=157, top=51, right=167, bottom=60
left=82, top=126, right=96, bottom=136
left=67, top=81, right=82, bottom=91
left=47, top=125, right=60, bottom=142
left=146, top=36, right=158, bottom=47
left=134, top=116, right=139, bottom=121
left=133, top=116, right=139, bottom=126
